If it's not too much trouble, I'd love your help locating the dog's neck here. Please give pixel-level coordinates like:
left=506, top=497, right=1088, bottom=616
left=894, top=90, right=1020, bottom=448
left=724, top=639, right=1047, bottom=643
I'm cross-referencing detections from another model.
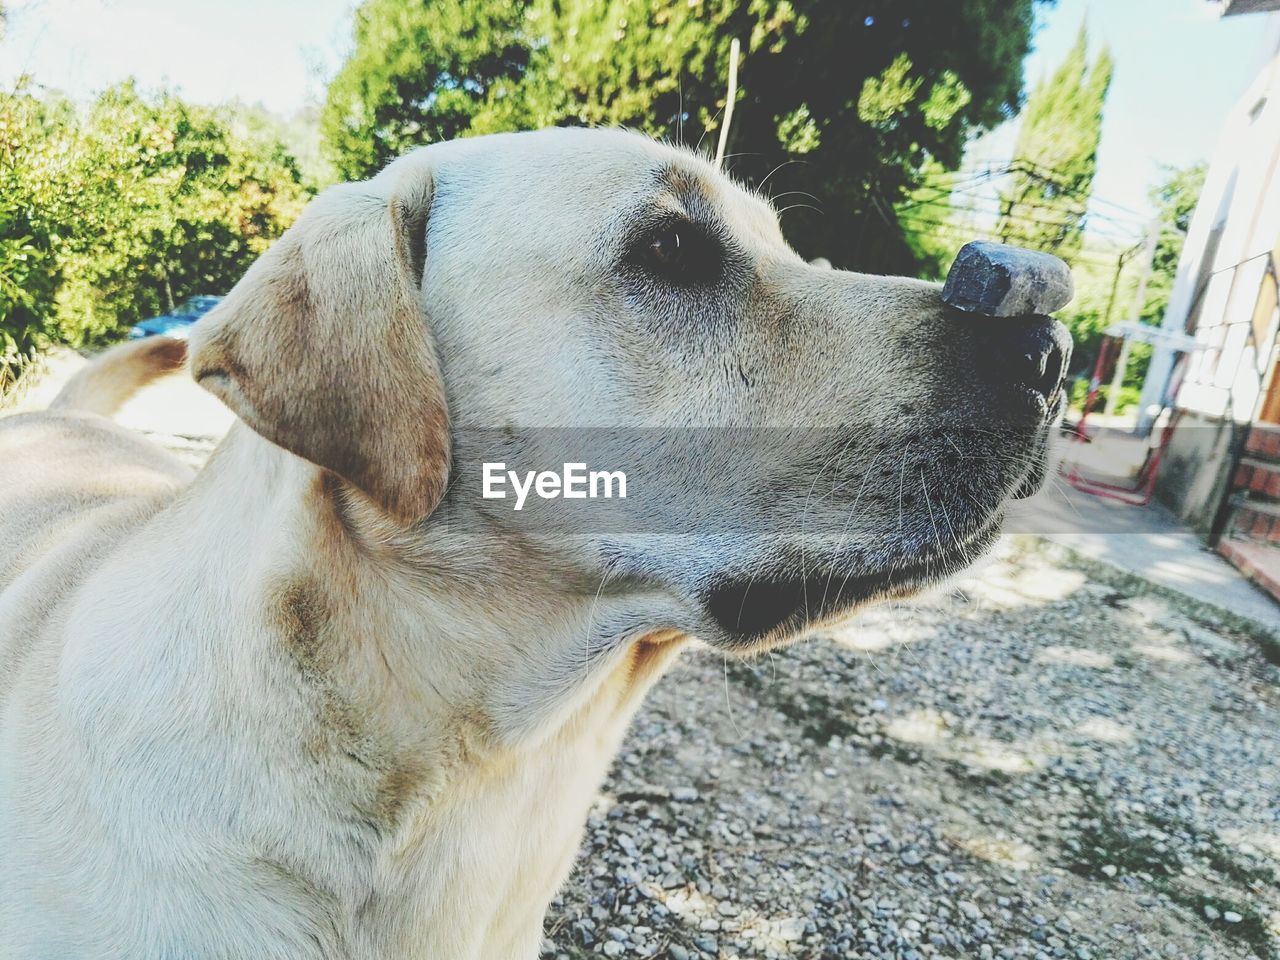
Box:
left=169, top=423, right=684, bottom=956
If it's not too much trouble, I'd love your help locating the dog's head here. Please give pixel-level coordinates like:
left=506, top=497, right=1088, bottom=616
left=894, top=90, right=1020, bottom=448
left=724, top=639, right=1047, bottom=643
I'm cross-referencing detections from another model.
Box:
left=190, top=129, right=1069, bottom=654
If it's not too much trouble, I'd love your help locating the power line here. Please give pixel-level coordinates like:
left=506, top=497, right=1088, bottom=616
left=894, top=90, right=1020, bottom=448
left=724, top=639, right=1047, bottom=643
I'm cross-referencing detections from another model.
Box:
left=882, top=189, right=1145, bottom=255
left=908, top=157, right=1178, bottom=242
left=890, top=211, right=1140, bottom=270
left=918, top=157, right=1148, bottom=222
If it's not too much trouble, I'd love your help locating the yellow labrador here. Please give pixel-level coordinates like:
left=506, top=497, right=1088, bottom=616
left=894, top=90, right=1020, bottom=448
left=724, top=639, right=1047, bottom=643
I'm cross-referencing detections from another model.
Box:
left=0, top=129, right=1069, bottom=959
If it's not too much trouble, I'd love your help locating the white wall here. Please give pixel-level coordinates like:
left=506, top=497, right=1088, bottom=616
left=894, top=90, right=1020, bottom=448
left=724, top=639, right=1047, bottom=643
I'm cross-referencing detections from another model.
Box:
left=1140, top=31, right=1280, bottom=428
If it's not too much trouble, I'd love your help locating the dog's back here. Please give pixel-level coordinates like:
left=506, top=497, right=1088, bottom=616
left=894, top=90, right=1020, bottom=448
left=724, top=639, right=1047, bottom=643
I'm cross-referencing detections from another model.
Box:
left=0, top=338, right=194, bottom=699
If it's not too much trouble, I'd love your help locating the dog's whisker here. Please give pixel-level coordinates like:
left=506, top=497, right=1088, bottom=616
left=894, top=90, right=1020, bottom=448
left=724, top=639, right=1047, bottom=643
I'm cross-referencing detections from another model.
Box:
left=722, top=654, right=743, bottom=737
left=758, top=157, right=807, bottom=193
left=919, top=468, right=946, bottom=556
left=896, top=445, right=912, bottom=539
left=581, top=566, right=615, bottom=683
left=818, top=449, right=888, bottom=615
left=776, top=203, right=822, bottom=218
left=799, top=432, right=861, bottom=621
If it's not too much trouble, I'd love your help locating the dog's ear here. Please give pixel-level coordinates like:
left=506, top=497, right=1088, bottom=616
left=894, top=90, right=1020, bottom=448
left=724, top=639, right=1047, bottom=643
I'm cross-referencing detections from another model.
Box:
left=189, top=152, right=449, bottom=524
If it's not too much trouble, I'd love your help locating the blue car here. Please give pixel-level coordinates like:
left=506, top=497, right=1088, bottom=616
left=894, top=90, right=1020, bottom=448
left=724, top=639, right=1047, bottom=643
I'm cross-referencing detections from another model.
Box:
left=127, top=295, right=223, bottom=340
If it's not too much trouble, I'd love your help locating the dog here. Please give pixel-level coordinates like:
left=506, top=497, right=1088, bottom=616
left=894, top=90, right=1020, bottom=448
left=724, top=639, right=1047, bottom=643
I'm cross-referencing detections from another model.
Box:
left=0, top=128, right=1070, bottom=959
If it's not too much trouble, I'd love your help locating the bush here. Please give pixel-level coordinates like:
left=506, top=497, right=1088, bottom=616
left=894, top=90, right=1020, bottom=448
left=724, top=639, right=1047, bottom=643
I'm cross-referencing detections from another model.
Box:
left=1069, top=377, right=1142, bottom=416
left=0, top=90, right=62, bottom=367
left=0, top=81, right=311, bottom=384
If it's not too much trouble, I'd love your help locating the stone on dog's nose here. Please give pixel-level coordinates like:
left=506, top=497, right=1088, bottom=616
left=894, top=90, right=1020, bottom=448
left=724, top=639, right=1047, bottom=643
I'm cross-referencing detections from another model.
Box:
left=942, top=241, right=1073, bottom=318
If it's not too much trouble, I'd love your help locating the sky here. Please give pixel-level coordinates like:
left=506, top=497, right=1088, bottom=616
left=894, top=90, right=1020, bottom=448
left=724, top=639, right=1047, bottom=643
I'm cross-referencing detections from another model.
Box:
left=0, top=0, right=355, bottom=114
left=973, top=0, right=1279, bottom=235
left=0, top=0, right=1275, bottom=230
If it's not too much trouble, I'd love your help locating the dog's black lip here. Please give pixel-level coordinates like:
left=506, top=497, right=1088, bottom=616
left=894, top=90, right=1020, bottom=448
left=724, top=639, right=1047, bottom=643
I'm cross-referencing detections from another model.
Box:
left=702, top=517, right=1001, bottom=648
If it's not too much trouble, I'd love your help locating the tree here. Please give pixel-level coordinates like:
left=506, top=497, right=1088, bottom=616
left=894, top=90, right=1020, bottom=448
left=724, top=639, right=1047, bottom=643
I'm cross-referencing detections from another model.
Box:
left=0, top=86, right=72, bottom=372
left=716, top=1, right=1045, bottom=272
left=996, top=24, right=1113, bottom=257
left=1109, top=162, right=1208, bottom=400
left=322, top=0, right=1050, bottom=273
left=895, top=157, right=964, bottom=279
left=1141, top=162, right=1206, bottom=326
left=0, top=82, right=311, bottom=382
left=51, top=83, right=311, bottom=343
left=1050, top=164, right=1205, bottom=412
left=322, top=0, right=530, bottom=182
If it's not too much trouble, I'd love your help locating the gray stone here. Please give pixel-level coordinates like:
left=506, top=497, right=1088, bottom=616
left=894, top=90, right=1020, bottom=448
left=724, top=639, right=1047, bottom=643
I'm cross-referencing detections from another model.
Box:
left=942, top=241, right=1073, bottom=317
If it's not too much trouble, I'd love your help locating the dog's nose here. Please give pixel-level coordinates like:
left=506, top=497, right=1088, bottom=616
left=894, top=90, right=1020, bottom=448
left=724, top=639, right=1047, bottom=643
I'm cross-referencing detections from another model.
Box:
left=974, top=317, right=1073, bottom=402
left=942, top=241, right=1074, bottom=405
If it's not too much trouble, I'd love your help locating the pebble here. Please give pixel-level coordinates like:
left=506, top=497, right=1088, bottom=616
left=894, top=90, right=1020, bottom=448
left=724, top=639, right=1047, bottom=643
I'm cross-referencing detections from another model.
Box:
left=942, top=241, right=1074, bottom=317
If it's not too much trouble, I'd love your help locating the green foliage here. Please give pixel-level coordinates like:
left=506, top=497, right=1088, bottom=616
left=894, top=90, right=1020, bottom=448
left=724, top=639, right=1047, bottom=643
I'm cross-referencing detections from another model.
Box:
left=0, top=81, right=310, bottom=379
left=997, top=25, right=1113, bottom=256
left=857, top=53, right=925, bottom=126
left=1054, top=162, right=1205, bottom=391
left=895, top=156, right=959, bottom=280
left=321, top=0, right=531, bottom=181
left=1054, top=248, right=1128, bottom=369
left=1069, top=376, right=1140, bottom=415
left=1142, top=162, right=1206, bottom=325
left=323, top=0, right=1048, bottom=273
left=0, top=88, right=67, bottom=367
left=233, top=103, right=336, bottom=192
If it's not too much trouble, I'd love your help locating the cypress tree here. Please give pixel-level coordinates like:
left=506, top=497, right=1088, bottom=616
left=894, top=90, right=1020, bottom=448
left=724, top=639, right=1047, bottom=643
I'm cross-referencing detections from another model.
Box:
left=997, top=25, right=1114, bottom=257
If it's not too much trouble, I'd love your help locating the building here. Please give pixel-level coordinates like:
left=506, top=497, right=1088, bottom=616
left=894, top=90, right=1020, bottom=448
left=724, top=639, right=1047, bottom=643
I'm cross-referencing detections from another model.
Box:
left=1144, top=0, right=1280, bottom=597
left=1219, top=0, right=1280, bottom=13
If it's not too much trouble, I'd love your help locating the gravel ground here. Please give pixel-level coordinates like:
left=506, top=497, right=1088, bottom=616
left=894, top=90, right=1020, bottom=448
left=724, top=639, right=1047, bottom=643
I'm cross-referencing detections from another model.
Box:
left=543, top=539, right=1280, bottom=960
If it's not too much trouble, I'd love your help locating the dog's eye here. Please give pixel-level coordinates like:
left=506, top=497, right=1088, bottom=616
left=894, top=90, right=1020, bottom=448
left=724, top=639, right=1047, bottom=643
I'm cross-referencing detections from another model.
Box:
left=648, top=226, right=682, bottom=267
left=637, top=221, right=721, bottom=285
